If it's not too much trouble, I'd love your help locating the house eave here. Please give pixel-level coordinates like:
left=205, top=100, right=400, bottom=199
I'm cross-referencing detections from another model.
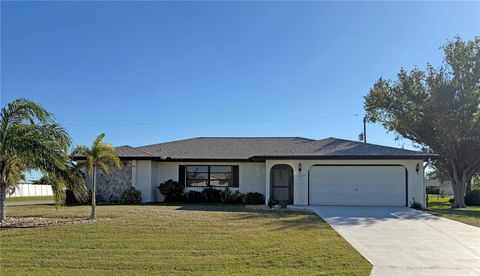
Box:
left=72, top=156, right=161, bottom=161
left=251, top=155, right=438, bottom=161
left=158, top=157, right=262, bottom=163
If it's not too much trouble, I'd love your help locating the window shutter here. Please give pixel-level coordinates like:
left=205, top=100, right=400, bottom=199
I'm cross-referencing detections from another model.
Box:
left=232, top=165, right=239, bottom=188
left=178, top=165, right=186, bottom=187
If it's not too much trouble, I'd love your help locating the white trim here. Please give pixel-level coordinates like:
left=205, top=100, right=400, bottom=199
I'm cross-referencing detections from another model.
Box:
left=131, top=160, right=137, bottom=187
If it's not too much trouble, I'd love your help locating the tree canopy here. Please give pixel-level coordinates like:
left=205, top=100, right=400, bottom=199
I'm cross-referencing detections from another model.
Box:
left=364, top=36, right=480, bottom=208
left=0, top=99, right=87, bottom=220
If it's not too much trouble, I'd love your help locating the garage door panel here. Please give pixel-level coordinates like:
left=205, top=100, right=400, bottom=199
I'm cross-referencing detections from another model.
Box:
left=309, top=166, right=406, bottom=207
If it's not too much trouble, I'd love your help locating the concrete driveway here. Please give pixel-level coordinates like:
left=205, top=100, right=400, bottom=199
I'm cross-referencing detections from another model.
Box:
left=310, top=206, right=480, bottom=276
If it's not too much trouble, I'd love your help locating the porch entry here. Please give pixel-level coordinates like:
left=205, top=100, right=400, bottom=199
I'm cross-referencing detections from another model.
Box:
left=270, top=164, right=294, bottom=204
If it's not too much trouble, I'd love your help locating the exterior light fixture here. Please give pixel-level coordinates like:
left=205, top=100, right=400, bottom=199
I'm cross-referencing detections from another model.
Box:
left=416, top=163, right=420, bottom=174
left=298, top=163, right=302, bottom=173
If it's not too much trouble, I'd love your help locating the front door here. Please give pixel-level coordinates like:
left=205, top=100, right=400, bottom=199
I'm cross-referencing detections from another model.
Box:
left=270, top=165, right=294, bottom=204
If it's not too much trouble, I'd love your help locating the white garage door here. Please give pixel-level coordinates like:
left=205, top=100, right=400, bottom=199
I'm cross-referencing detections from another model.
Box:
left=309, top=166, right=406, bottom=206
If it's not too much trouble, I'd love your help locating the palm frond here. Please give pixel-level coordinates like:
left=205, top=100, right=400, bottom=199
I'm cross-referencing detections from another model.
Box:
left=97, top=145, right=116, bottom=158
left=4, top=123, right=70, bottom=175
left=42, top=173, right=66, bottom=208
left=65, top=165, right=88, bottom=203
left=72, top=145, right=91, bottom=156
left=92, top=133, right=106, bottom=151
left=1, top=156, right=25, bottom=193
left=97, top=162, right=111, bottom=175
left=53, top=160, right=88, bottom=203
left=0, top=99, right=53, bottom=144
left=98, top=152, right=121, bottom=169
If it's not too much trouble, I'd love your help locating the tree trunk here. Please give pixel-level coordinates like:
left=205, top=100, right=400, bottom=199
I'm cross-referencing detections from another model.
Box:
left=448, top=160, right=467, bottom=208
left=452, top=181, right=467, bottom=208
left=0, top=184, right=7, bottom=222
left=90, top=165, right=97, bottom=220
left=465, top=175, right=473, bottom=193
left=451, top=172, right=467, bottom=208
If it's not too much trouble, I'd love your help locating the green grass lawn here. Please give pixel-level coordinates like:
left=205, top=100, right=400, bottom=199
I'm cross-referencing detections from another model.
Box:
left=427, top=195, right=480, bottom=227
left=6, top=195, right=54, bottom=202
left=0, top=204, right=371, bottom=275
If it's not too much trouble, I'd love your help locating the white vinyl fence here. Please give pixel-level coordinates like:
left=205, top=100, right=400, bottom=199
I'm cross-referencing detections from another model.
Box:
left=7, top=184, right=53, bottom=198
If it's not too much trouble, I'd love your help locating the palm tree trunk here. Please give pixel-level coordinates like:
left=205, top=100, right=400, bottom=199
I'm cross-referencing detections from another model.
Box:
left=90, top=165, right=97, bottom=220
left=0, top=184, right=7, bottom=222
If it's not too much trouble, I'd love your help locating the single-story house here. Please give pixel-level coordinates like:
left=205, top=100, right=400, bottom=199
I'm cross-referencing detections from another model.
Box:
left=83, top=137, right=436, bottom=207
left=425, top=179, right=454, bottom=195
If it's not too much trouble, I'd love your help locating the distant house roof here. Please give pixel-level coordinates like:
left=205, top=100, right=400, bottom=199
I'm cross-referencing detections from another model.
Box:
left=94, top=137, right=436, bottom=161
left=425, top=179, right=451, bottom=187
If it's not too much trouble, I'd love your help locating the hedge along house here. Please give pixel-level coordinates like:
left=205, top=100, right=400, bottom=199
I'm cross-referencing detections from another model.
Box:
left=76, top=137, right=436, bottom=207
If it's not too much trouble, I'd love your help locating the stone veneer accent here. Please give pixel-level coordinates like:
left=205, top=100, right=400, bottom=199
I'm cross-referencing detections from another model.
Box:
left=88, top=161, right=133, bottom=202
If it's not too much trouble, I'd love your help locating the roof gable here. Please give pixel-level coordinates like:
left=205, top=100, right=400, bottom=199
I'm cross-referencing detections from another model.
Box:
left=114, top=145, right=152, bottom=157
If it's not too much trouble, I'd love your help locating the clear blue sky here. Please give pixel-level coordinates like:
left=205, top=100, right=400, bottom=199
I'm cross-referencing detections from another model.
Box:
left=2, top=1, right=479, bottom=151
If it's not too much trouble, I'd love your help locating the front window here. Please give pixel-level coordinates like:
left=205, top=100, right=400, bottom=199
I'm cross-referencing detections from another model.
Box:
left=186, top=165, right=234, bottom=187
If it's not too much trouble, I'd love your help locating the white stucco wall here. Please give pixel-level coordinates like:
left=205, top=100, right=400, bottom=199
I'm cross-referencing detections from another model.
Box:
left=133, top=160, right=153, bottom=203
left=265, top=159, right=425, bottom=207
left=131, top=158, right=425, bottom=206
left=152, top=161, right=266, bottom=201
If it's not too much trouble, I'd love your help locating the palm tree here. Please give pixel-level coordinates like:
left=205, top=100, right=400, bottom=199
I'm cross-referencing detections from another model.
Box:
left=0, top=98, right=80, bottom=221
left=74, top=133, right=120, bottom=220
left=41, top=159, right=88, bottom=208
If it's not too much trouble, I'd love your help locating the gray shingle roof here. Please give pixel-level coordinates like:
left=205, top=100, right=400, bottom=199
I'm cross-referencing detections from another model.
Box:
left=251, top=137, right=436, bottom=159
left=109, top=137, right=435, bottom=160
left=114, top=145, right=152, bottom=157
left=136, top=137, right=314, bottom=159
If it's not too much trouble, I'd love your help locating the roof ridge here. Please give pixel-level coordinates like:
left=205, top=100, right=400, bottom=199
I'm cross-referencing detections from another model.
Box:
left=194, top=136, right=314, bottom=139
left=136, top=137, right=199, bottom=149
left=317, top=137, right=424, bottom=153
left=136, top=137, right=315, bottom=149
left=256, top=137, right=317, bottom=155
left=115, top=145, right=152, bottom=156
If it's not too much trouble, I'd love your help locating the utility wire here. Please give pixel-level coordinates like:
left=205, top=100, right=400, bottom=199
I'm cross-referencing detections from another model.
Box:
left=63, top=113, right=362, bottom=126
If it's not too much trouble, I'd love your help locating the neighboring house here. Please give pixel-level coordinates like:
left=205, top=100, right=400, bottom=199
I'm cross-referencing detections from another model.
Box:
left=425, top=179, right=454, bottom=195
left=7, top=183, right=53, bottom=198
left=76, top=137, right=435, bottom=207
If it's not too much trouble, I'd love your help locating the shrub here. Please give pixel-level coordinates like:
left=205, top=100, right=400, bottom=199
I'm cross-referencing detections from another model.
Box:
left=221, top=187, right=244, bottom=204
left=279, top=200, right=288, bottom=208
left=120, top=186, right=142, bottom=204
left=448, top=198, right=454, bottom=204
left=410, top=200, right=423, bottom=210
left=267, top=199, right=276, bottom=208
left=185, top=190, right=203, bottom=203
left=202, top=187, right=222, bottom=203
left=465, top=189, right=480, bottom=206
left=244, top=192, right=265, bottom=205
left=66, top=190, right=103, bottom=205
left=158, top=179, right=184, bottom=202
left=65, top=189, right=81, bottom=205
left=106, top=193, right=121, bottom=203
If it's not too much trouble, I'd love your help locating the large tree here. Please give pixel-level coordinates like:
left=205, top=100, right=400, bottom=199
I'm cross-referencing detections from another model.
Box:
left=365, top=36, right=480, bottom=208
left=0, top=99, right=86, bottom=221
left=74, top=133, right=120, bottom=220
left=428, top=162, right=479, bottom=192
